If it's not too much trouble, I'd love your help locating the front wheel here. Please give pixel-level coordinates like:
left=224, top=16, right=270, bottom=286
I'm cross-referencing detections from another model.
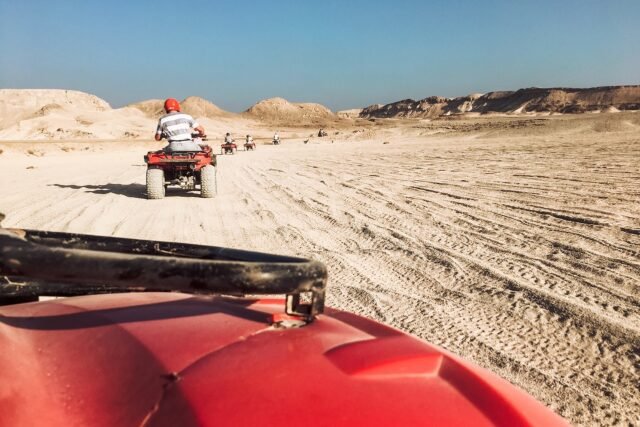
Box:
left=146, top=168, right=165, bottom=199
left=200, top=165, right=217, bottom=198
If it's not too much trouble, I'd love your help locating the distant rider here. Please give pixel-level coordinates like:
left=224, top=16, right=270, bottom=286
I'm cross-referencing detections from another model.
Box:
left=155, top=98, right=205, bottom=152
left=246, top=134, right=253, bottom=144
left=273, top=131, right=280, bottom=144
left=225, top=132, right=234, bottom=144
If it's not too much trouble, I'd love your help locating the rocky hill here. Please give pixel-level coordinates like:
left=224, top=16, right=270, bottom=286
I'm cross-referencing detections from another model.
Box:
left=360, top=86, right=640, bottom=118
left=244, top=97, right=335, bottom=124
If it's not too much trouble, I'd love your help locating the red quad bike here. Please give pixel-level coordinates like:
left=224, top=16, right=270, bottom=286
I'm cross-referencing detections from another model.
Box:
left=0, top=226, right=569, bottom=427
left=144, top=137, right=216, bottom=199
left=220, top=141, right=237, bottom=155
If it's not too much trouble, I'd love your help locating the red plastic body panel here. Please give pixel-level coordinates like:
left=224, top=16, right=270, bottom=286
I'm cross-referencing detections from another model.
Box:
left=145, top=146, right=214, bottom=172
left=220, top=143, right=237, bottom=154
left=0, top=293, right=568, bottom=427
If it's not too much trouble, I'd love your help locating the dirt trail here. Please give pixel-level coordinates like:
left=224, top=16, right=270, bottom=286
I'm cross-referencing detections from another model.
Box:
left=1, top=131, right=639, bottom=425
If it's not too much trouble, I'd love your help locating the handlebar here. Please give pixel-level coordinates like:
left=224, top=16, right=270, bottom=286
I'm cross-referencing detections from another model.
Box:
left=0, top=227, right=327, bottom=322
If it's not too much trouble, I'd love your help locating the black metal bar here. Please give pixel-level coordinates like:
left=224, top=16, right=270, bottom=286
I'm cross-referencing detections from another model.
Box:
left=0, top=228, right=326, bottom=321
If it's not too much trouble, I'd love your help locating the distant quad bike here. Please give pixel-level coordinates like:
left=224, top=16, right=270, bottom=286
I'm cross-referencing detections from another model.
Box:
left=144, top=140, right=217, bottom=199
left=0, top=227, right=569, bottom=426
left=244, top=141, right=256, bottom=151
left=272, top=138, right=280, bottom=145
left=220, top=141, right=237, bottom=155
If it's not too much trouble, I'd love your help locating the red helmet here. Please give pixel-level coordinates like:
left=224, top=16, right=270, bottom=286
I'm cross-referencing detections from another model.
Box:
left=164, top=98, right=180, bottom=112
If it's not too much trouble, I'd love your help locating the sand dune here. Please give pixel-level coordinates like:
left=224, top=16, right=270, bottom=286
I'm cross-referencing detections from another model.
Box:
left=0, top=89, right=153, bottom=140
left=337, top=108, right=363, bottom=119
left=127, top=96, right=232, bottom=120
left=244, top=97, right=336, bottom=125
left=0, top=90, right=155, bottom=140
left=181, top=96, right=232, bottom=118
left=0, top=89, right=110, bottom=114
left=126, top=98, right=165, bottom=118
left=0, top=89, right=110, bottom=131
left=0, top=112, right=638, bottom=425
left=0, top=107, right=155, bottom=141
left=0, top=91, right=262, bottom=141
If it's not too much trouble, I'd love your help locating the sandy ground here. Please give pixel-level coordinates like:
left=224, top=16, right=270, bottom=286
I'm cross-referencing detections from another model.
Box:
left=0, top=115, right=639, bottom=425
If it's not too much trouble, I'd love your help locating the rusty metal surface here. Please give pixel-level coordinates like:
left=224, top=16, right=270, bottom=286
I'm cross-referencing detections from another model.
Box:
left=0, top=228, right=326, bottom=320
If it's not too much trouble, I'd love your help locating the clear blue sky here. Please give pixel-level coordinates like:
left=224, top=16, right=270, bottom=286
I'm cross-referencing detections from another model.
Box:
left=1, top=0, right=638, bottom=112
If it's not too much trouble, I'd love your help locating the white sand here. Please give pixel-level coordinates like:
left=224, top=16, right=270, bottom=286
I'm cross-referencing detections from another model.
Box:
left=0, top=102, right=639, bottom=426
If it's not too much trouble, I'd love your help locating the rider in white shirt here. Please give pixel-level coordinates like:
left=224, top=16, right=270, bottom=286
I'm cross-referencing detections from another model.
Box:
left=155, top=98, right=205, bottom=152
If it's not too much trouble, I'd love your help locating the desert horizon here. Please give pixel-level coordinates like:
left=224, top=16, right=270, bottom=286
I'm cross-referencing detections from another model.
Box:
left=1, top=85, right=639, bottom=142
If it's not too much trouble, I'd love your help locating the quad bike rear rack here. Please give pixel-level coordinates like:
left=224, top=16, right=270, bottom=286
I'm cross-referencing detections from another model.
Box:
left=152, top=158, right=201, bottom=163
left=0, top=227, right=326, bottom=322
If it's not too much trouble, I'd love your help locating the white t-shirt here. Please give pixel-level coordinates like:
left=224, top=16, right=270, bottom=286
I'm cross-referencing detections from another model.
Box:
left=156, top=112, right=199, bottom=142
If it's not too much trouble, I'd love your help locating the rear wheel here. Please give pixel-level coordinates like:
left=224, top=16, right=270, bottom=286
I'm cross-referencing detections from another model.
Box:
left=200, top=165, right=217, bottom=198
left=146, top=168, right=165, bottom=199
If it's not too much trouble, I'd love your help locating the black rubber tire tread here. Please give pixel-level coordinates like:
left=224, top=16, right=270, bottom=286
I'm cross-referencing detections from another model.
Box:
left=146, top=168, right=165, bottom=199
left=200, top=165, right=217, bottom=198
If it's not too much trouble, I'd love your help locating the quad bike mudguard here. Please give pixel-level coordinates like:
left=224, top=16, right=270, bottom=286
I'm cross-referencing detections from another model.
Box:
left=145, top=146, right=216, bottom=172
left=0, top=227, right=568, bottom=427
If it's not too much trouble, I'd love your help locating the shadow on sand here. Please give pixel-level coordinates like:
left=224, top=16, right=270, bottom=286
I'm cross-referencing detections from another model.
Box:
left=49, top=183, right=202, bottom=199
